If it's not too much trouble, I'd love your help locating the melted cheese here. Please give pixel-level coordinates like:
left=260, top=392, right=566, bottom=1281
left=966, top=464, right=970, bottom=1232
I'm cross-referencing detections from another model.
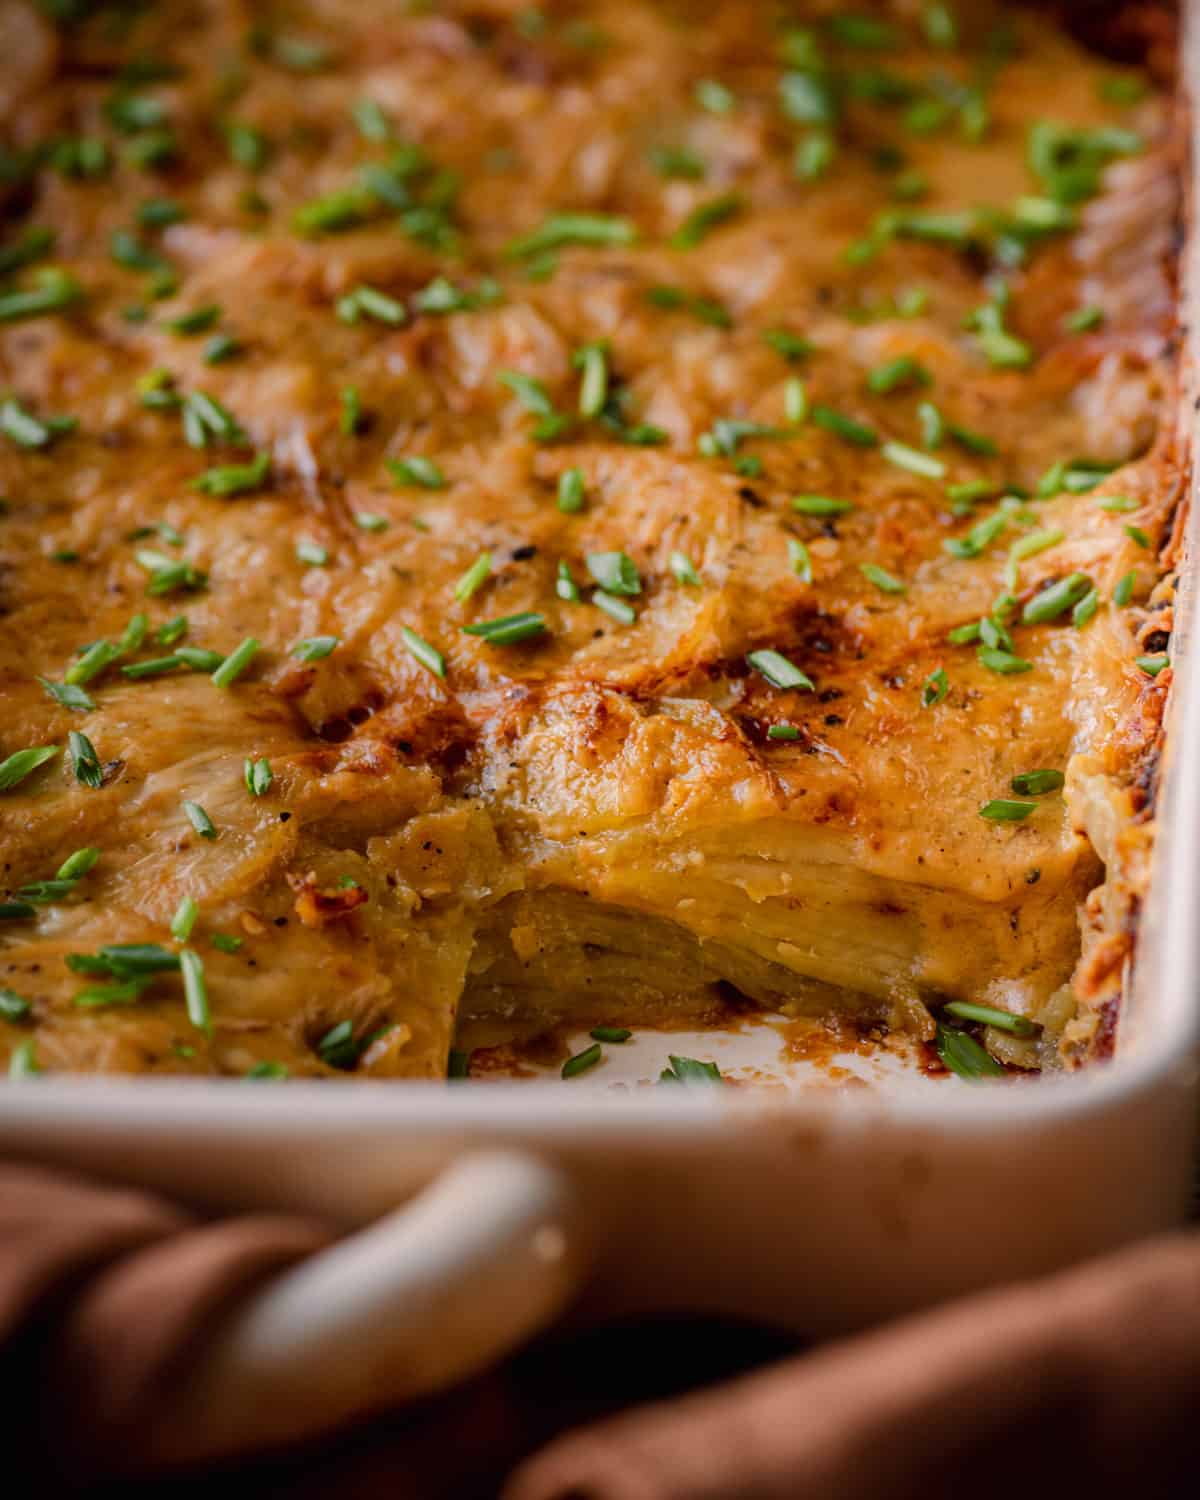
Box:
left=0, top=1, right=1176, bottom=1077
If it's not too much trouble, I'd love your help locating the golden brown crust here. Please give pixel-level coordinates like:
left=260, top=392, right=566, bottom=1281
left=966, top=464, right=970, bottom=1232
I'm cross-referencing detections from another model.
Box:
left=0, top=0, right=1181, bottom=1078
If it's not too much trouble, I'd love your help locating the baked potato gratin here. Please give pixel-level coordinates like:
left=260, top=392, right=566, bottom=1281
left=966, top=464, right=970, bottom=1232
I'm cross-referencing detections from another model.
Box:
left=0, top=0, right=1182, bottom=1082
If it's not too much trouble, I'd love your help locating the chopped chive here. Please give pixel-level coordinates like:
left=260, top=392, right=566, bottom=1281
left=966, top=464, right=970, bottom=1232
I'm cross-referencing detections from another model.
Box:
left=860, top=562, right=906, bottom=595
left=562, top=1042, right=602, bottom=1078
left=400, top=626, right=445, bottom=678
left=1113, top=571, right=1136, bottom=606
left=119, top=613, right=149, bottom=653
left=649, top=144, right=705, bottom=180
left=1021, top=571, right=1093, bottom=625
left=38, top=677, right=94, bottom=712
left=694, top=78, right=735, bottom=114
left=1136, top=653, right=1169, bottom=677
left=1011, top=768, right=1064, bottom=795
left=339, top=385, right=364, bottom=436
left=1065, top=304, right=1104, bottom=333
left=317, top=1019, right=361, bottom=1070
left=462, top=612, right=546, bottom=646
left=505, top=213, right=637, bottom=259
left=936, top=1023, right=1005, bottom=1079
left=573, top=343, right=609, bottom=419
left=292, top=636, right=339, bottom=662
left=352, top=96, right=390, bottom=141
left=297, top=539, right=329, bottom=566
left=121, top=654, right=182, bottom=680
left=944, top=1000, right=1038, bottom=1036
left=175, top=647, right=225, bottom=671
left=210, top=636, right=260, bottom=687
left=921, top=667, right=949, bottom=707
left=1124, top=524, right=1151, bottom=549
left=171, top=895, right=198, bottom=941
left=156, top=615, right=189, bottom=645
left=665, top=1054, right=723, bottom=1083
left=947, top=422, right=997, bottom=457
left=787, top=538, right=813, bottom=584
left=747, top=649, right=814, bottom=692
left=867, top=356, right=929, bottom=395
left=881, top=441, right=944, bottom=480
left=243, top=757, right=273, bottom=796
left=55, top=846, right=99, bottom=882
left=593, top=590, right=637, bottom=626
left=670, top=193, right=741, bottom=250
left=192, top=451, right=270, bottom=497
left=792, top=494, right=854, bottom=516
left=980, top=798, right=1037, bottom=821
left=354, top=512, right=389, bottom=532
left=0, top=903, right=36, bottom=921
left=0, top=268, right=83, bottom=323
left=586, top=551, right=641, bottom=596
left=557, top=467, right=586, bottom=514
left=202, top=332, right=241, bottom=364
left=1100, top=75, right=1147, bottom=106
left=556, top=562, right=581, bottom=602
left=17, top=879, right=78, bottom=904
left=211, top=933, right=242, bottom=953
left=0, top=989, right=30, bottom=1021
left=9, top=1039, right=41, bottom=1077
left=165, top=303, right=220, bottom=335
left=784, top=378, right=808, bottom=424
left=454, top=552, right=492, bottom=602
left=1072, top=587, right=1100, bottom=628
left=590, top=1026, right=631, bottom=1043
left=386, top=455, right=445, bottom=489
left=65, top=640, right=119, bottom=686
left=946, top=478, right=996, bottom=510
left=917, top=401, right=945, bottom=449
left=977, top=645, right=1032, bottom=674
left=922, top=3, right=959, bottom=49
left=1098, top=495, right=1138, bottom=513
left=180, top=948, right=210, bottom=1035
left=670, top=551, right=702, bottom=586
left=68, top=731, right=102, bottom=789
left=944, top=511, right=1007, bottom=560
left=244, top=1061, right=287, bottom=1080
left=762, top=329, right=813, bottom=361
left=183, top=800, right=216, bottom=839
left=767, top=724, right=801, bottom=741
left=497, top=369, right=558, bottom=418
left=811, top=405, right=877, bottom=447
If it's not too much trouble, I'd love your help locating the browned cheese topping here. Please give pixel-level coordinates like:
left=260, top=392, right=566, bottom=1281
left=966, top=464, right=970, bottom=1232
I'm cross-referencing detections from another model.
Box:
left=0, top=1, right=1180, bottom=1080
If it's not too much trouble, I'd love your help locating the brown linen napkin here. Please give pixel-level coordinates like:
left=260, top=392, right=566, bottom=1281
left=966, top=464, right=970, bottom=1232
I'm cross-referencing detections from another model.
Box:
left=3, top=1161, right=1200, bottom=1498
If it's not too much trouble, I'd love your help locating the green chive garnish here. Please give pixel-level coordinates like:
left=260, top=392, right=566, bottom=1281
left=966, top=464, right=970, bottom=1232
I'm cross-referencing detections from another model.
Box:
left=0, top=745, right=60, bottom=793
left=767, top=724, right=801, bottom=741
left=977, top=645, right=1032, bottom=674
left=386, top=455, right=445, bottom=489
left=670, top=551, right=702, bottom=586
left=663, top=1054, right=723, bottom=1083
left=38, top=678, right=95, bottom=712
left=171, top=895, right=198, bottom=941
left=792, top=494, right=854, bottom=516
left=944, top=1000, right=1039, bottom=1036
left=811, top=405, right=877, bottom=447
left=462, top=613, right=546, bottom=645
left=784, top=378, right=808, bottom=424
left=557, top=467, right=586, bottom=513
left=1021, top=572, right=1093, bottom=625
left=244, top=757, right=273, bottom=796
left=9, top=1039, right=41, bottom=1077
left=192, top=451, right=270, bottom=497
left=400, top=626, right=445, bottom=678
left=860, top=562, right=906, bottom=594
left=936, top=1023, right=1005, bottom=1079
left=979, top=798, right=1037, bottom=821
left=355, top=512, right=389, bottom=532
left=747, top=649, right=814, bottom=691
left=763, top=329, right=813, bottom=361
left=1011, top=769, right=1064, bottom=795
left=573, top=343, right=609, bottom=418
left=211, top=637, right=260, bottom=687
left=561, top=1042, right=603, bottom=1078
left=1072, top=587, right=1100, bottom=628
left=593, top=591, right=636, bottom=625
left=297, top=540, right=329, bottom=566
left=670, top=193, right=741, bottom=249
left=1136, top=654, right=1169, bottom=677
left=586, top=551, right=641, bottom=596
left=0, top=988, right=30, bottom=1021
left=454, top=552, right=492, bottom=601
left=69, top=732, right=102, bottom=789
left=180, top=948, right=211, bottom=1035
left=1113, top=571, right=1136, bottom=606
left=881, top=441, right=944, bottom=480
left=211, top=933, right=242, bottom=953
left=505, top=213, right=637, bottom=259
left=183, top=801, right=216, bottom=839
left=867, top=356, right=929, bottom=395
left=590, top=1026, right=631, bottom=1043
left=787, top=538, right=813, bottom=583
left=921, top=667, right=949, bottom=706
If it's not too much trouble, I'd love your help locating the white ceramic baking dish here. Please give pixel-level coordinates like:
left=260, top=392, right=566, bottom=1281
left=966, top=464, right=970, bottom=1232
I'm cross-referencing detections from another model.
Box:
left=1, top=6, right=1197, bottom=1471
